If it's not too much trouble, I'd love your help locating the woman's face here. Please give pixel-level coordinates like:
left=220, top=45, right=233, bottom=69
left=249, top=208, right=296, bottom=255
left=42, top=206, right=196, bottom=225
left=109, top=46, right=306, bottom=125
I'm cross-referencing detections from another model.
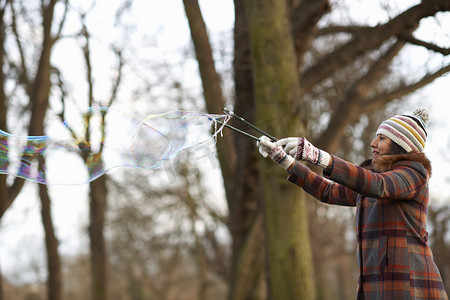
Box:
left=370, top=134, right=392, bottom=159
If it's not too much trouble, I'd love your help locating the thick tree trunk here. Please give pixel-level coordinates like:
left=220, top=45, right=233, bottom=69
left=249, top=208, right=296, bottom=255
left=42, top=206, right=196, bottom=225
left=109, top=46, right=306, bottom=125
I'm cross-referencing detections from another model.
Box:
left=89, top=174, right=108, bottom=300
left=228, top=0, right=265, bottom=299
left=244, top=0, right=316, bottom=299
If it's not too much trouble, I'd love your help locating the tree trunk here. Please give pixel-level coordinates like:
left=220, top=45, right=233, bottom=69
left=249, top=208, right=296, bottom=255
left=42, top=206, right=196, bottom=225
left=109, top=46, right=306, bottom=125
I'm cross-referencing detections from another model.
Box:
left=89, top=174, right=108, bottom=300
left=38, top=158, right=62, bottom=300
left=0, top=1, right=60, bottom=299
left=79, top=15, right=110, bottom=300
left=182, top=0, right=236, bottom=199
left=0, top=0, right=58, bottom=215
left=244, top=0, right=316, bottom=298
left=0, top=0, right=7, bottom=214
left=0, top=0, right=56, bottom=213
left=183, top=0, right=266, bottom=298
left=229, top=214, right=265, bottom=300
left=228, top=0, right=266, bottom=299
left=0, top=2, right=6, bottom=297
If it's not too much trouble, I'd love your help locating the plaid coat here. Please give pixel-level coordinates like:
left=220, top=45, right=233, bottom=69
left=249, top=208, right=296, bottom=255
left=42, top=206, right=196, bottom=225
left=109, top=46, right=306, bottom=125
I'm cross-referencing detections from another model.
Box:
left=287, top=153, right=448, bottom=299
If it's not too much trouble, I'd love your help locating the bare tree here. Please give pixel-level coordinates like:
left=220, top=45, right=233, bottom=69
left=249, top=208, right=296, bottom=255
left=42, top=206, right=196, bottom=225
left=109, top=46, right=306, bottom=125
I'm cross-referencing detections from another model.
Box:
left=0, top=0, right=69, bottom=299
left=55, top=11, right=124, bottom=298
left=106, top=154, right=229, bottom=299
left=182, top=0, right=450, bottom=299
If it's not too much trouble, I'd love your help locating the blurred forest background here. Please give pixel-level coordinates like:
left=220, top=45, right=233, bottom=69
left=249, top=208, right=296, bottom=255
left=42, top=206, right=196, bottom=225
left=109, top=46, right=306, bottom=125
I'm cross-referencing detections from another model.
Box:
left=0, top=0, right=449, bottom=299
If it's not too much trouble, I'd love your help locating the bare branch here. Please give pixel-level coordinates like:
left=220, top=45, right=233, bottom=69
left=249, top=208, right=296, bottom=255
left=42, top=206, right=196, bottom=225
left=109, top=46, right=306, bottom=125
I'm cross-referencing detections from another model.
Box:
left=301, top=0, right=450, bottom=93
left=53, top=0, right=69, bottom=42
left=316, top=40, right=406, bottom=152
left=291, top=0, right=330, bottom=67
left=53, top=67, right=79, bottom=141
left=78, top=16, right=95, bottom=152
left=204, top=229, right=229, bottom=281
left=0, top=0, right=7, bottom=11
left=9, top=0, right=30, bottom=92
left=114, top=0, right=133, bottom=26
left=362, top=63, right=450, bottom=113
left=316, top=25, right=371, bottom=36
left=80, top=21, right=94, bottom=109
left=106, top=47, right=124, bottom=108
left=399, top=34, right=450, bottom=55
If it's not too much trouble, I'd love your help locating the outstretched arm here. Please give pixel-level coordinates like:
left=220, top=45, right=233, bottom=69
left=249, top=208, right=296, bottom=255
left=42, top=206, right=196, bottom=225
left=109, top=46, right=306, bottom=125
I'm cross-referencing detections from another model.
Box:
left=258, top=136, right=357, bottom=206
left=287, top=161, right=358, bottom=207
left=324, top=156, right=429, bottom=201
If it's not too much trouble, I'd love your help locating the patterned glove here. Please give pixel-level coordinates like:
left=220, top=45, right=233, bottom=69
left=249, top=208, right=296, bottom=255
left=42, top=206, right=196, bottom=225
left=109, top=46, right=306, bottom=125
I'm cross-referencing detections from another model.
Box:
left=257, top=136, right=295, bottom=170
left=276, top=137, right=331, bottom=169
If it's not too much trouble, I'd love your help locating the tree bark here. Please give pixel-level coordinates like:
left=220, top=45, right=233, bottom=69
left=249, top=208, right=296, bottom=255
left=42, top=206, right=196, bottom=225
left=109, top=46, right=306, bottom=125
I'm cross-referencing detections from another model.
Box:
left=78, top=16, right=111, bottom=300
left=244, top=0, right=316, bottom=298
left=89, top=174, right=108, bottom=300
left=182, top=0, right=236, bottom=199
left=229, top=213, right=265, bottom=300
left=183, top=1, right=267, bottom=298
left=31, top=4, right=62, bottom=299
left=228, top=1, right=266, bottom=299
left=38, top=158, right=62, bottom=300
left=0, top=2, right=61, bottom=300
left=0, top=2, right=6, bottom=294
left=0, top=0, right=8, bottom=235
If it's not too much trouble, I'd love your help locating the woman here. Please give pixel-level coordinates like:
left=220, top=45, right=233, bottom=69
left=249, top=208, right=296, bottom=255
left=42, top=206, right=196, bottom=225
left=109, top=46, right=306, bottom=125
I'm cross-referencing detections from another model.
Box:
left=258, top=108, right=448, bottom=299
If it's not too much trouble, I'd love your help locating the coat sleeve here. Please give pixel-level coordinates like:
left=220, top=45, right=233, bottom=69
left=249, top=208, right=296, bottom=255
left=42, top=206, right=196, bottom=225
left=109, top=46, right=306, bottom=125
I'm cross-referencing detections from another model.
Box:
left=287, top=161, right=358, bottom=207
left=324, top=156, right=428, bottom=200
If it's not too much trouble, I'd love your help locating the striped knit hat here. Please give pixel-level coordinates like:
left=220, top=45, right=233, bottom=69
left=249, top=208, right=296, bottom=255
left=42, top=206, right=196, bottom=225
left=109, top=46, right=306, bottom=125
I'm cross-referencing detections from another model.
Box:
left=376, top=108, right=429, bottom=153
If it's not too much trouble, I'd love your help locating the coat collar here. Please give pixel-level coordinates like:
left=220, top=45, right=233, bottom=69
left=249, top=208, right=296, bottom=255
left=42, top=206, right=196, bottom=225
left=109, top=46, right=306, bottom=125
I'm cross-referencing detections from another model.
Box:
left=360, top=153, right=432, bottom=175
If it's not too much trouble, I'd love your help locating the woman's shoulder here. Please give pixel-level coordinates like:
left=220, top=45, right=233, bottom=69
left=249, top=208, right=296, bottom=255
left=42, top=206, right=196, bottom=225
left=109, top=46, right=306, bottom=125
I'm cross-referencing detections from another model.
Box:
left=365, top=153, right=431, bottom=176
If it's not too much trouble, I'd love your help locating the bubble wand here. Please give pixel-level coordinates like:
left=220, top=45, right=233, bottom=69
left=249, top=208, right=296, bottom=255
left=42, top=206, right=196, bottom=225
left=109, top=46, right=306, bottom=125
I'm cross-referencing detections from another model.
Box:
left=222, top=108, right=278, bottom=142
left=214, top=119, right=260, bottom=141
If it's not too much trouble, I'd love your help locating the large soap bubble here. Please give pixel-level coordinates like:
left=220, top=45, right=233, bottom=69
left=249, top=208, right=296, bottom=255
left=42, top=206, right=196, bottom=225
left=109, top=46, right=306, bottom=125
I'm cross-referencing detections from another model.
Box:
left=0, top=107, right=229, bottom=185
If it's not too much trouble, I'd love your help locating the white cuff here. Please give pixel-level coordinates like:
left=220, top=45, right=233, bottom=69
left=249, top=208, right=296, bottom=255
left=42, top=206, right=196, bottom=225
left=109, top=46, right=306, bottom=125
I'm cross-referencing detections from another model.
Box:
left=318, top=151, right=331, bottom=169
left=280, top=155, right=295, bottom=170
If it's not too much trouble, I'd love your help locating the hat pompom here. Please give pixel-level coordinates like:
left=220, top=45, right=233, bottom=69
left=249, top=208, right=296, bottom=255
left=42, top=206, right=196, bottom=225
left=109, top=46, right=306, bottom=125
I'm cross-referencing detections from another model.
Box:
left=413, top=108, right=429, bottom=126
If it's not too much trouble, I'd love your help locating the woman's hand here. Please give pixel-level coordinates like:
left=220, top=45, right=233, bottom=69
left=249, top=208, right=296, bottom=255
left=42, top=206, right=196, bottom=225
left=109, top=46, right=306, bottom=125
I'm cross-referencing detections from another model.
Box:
left=257, top=136, right=295, bottom=170
left=276, top=137, right=332, bottom=169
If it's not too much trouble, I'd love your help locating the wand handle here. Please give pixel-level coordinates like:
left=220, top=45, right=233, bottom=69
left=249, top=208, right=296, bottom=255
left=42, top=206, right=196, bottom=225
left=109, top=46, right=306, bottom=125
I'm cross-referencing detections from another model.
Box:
left=222, top=108, right=278, bottom=142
